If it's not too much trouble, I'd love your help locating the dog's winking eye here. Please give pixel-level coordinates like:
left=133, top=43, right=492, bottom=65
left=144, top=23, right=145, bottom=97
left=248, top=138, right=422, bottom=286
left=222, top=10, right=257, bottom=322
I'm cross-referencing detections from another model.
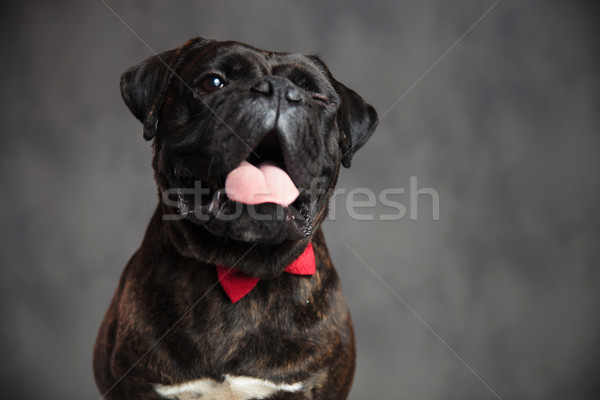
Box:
left=199, top=74, right=226, bottom=93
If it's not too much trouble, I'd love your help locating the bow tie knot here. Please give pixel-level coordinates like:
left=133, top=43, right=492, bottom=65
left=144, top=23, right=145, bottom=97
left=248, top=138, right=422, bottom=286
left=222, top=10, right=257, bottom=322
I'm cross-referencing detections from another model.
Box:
left=217, top=243, right=315, bottom=303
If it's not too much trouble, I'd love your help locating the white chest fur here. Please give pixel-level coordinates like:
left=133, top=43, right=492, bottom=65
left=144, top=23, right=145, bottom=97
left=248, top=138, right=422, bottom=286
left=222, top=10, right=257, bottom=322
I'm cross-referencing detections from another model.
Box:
left=154, top=374, right=304, bottom=400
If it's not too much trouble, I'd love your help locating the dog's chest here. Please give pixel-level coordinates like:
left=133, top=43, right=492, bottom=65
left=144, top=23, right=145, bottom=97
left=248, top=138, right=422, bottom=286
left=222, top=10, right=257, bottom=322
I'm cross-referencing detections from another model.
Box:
left=154, top=374, right=304, bottom=399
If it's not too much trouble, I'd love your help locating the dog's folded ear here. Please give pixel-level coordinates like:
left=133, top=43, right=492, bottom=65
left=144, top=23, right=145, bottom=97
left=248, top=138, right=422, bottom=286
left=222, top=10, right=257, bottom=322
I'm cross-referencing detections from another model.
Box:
left=120, top=36, right=213, bottom=140
left=335, top=82, right=378, bottom=168
left=120, top=48, right=178, bottom=140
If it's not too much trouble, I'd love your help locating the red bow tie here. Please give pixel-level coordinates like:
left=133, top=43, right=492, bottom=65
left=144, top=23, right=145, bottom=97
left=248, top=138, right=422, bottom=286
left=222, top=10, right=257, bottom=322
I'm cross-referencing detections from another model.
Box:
left=217, top=243, right=315, bottom=303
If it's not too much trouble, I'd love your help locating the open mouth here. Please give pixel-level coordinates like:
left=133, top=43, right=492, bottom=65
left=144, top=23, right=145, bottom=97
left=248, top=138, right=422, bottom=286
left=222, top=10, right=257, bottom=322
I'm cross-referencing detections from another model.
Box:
left=168, top=130, right=314, bottom=243
left=225, top=130, right=300, bottom=207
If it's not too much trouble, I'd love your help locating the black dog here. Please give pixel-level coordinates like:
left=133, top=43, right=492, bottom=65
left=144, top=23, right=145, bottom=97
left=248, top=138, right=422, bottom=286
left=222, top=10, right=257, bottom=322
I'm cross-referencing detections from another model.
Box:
left=93, top=36, right=377, bottom=400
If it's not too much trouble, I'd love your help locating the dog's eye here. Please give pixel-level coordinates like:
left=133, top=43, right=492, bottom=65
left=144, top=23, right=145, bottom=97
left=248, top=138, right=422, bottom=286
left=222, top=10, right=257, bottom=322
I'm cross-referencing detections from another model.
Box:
left=199, top=74, right=226, bottom=93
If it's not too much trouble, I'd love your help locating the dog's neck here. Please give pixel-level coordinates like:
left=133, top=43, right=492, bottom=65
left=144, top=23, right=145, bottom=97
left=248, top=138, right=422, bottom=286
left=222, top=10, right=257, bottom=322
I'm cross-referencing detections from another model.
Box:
left=143, top=204, right=326, bottom=280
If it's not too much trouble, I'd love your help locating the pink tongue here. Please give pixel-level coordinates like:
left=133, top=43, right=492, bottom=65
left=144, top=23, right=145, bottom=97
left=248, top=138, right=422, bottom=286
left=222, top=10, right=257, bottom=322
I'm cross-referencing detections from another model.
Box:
left=225, top=161, right=299, bottom=206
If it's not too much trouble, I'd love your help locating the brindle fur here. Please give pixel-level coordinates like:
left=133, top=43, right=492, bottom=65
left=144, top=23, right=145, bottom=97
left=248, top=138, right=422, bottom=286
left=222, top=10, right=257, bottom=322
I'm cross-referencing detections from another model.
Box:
left=94, top=36, right=377, bottom=400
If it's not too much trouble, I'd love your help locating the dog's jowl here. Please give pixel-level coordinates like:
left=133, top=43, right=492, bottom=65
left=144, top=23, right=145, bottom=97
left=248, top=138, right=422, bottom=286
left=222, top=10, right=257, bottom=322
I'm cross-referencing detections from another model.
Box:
left=93, top=36, right=378, bottom=400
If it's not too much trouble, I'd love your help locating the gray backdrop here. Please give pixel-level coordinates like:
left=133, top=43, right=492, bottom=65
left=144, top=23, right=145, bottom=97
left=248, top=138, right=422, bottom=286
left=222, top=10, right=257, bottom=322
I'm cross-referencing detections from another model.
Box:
left=1, top=1, right=599, bottom=399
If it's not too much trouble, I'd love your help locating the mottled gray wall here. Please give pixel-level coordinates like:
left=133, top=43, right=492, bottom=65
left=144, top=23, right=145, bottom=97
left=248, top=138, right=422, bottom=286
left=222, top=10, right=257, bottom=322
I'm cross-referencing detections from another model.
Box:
left=1, top=1, right=599, bottom=399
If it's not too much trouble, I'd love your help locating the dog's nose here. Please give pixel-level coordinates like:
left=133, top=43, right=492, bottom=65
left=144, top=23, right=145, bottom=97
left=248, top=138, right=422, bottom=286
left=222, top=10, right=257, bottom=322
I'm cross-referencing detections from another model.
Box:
left=251, top=77, right=305, bottom=104
left=251, top=80, right=272, bottom=95
left=285, top=87, right=302, bottom=102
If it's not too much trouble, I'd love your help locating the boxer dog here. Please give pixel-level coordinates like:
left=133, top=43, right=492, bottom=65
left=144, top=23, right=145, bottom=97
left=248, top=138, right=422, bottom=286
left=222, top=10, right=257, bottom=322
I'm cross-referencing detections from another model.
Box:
left=93, top=36, right=377, bottom=400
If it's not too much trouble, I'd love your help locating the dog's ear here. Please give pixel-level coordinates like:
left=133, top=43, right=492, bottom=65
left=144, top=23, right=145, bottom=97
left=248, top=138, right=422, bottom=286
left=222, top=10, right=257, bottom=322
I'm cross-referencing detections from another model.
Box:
left=334, top=82, right=378, bottom=168
left=120, top=37, right=213, bottom=140
left=120, top=48, right=178, bottom=140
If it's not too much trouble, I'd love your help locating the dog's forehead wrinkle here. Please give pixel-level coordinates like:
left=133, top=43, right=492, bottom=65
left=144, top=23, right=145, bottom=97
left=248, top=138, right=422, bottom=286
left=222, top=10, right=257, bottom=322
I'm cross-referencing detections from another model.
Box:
left=268, top=54, right=321, bottom=74
left=221, top=53, right=266, bottom=74
left=217, top=44, right=268, bottom=65
left=185, top=44, right=269, bottom=81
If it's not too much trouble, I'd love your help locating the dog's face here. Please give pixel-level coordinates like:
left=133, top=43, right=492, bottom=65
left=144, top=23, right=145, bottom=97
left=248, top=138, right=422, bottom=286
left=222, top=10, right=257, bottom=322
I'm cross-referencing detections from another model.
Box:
left=121, top=37, right=377, bottom=278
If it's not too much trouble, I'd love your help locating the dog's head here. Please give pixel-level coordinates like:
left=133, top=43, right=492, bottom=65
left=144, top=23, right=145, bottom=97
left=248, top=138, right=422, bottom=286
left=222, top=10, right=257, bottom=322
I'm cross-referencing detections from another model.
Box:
left=121, top=37, right=377, bottom=278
